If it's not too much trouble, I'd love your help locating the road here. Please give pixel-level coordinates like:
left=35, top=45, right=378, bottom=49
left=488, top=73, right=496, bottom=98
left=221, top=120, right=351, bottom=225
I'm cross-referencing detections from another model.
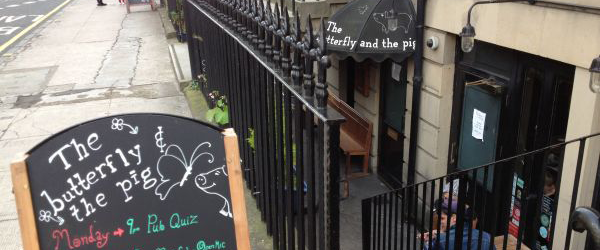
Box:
left=0, top=0, right=72, bottom=54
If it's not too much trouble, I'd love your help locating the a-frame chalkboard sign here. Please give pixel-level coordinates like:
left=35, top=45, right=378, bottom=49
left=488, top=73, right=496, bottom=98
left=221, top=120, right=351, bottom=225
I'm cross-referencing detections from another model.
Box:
left=10, top=113, right=250, bottom=250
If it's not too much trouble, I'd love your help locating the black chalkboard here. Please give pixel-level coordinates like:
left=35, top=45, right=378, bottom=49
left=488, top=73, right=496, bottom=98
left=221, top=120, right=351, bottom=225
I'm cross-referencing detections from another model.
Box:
left=19, top=113, right=246, bottom=250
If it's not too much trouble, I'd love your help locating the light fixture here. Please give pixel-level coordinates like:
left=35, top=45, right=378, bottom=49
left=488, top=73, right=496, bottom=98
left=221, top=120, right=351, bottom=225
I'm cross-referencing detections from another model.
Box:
left=460, top=23, right=475, bottom=53
left=459, top=0, right=536, bottom=53
left=590, top=55, right=600, bottom=93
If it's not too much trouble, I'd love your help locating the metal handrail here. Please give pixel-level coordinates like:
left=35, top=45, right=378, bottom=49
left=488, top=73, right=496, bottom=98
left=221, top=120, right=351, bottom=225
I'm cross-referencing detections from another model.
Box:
left=387, top=132, right=600, bottom=193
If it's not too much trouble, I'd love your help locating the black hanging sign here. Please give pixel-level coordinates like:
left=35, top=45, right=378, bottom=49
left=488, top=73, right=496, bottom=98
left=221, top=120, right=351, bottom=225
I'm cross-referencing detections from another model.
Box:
left=326, top=0, right=417, bottom=62
left=10, top=114, right=250, bottom=250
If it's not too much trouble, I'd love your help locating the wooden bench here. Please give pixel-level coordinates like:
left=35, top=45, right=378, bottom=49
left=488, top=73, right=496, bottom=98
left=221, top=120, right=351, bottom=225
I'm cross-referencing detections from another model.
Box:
left=327, top=94, right=373, bottom=197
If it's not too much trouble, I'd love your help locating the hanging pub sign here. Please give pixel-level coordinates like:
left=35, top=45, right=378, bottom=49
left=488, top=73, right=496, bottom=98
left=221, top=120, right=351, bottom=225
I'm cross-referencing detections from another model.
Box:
left=325, top=0, right=417, bottom=62
left=10, top=114, right=250, bottom=250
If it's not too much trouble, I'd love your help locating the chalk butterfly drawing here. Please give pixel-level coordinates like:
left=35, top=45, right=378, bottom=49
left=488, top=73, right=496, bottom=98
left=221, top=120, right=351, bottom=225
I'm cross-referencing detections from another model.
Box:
left=358, top=5, right=368, bottom=15
left=372, top=10, right=412, bottom=34
left=195, top=166, right=233, bottom=218
left=154, top=142, right=214, bottom=200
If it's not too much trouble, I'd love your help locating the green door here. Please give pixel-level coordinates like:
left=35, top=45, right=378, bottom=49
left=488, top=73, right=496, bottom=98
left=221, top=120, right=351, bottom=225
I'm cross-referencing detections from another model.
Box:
left=457, top=83, right=503, bottom=190
left=378, top=61, right=407, bottom=188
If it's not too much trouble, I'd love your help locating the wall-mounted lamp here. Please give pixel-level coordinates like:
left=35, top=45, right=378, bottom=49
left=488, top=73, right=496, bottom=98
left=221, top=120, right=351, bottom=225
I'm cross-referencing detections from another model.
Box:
left=459, top=0, right=536, bottom=53
left=459, top=24, right=475, bottom=53
left=591, top=55, right=600, bottom=93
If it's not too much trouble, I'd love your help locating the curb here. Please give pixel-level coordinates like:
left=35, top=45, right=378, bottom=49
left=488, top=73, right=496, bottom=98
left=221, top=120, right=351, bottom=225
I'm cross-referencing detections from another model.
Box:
left=157, top=6, right=177, bottom=40
left=168, top=43, right=191, bottom=90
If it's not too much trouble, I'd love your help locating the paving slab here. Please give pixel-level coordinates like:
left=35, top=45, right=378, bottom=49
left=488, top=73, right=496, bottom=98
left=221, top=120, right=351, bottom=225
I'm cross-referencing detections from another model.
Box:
left=0, top=67, right=54, bottom=96
left=1, top=99, right=112, bottom=140
left=108, top=96, right=191, bottom=116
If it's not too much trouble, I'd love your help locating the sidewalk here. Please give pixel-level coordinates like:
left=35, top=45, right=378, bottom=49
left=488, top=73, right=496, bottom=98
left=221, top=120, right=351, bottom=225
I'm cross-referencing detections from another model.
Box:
left=0, top=1, right=190, bottom=248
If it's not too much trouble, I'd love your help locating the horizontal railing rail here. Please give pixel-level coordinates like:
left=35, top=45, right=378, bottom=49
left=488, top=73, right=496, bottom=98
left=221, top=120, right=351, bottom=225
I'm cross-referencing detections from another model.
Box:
left=363, top=133, right=600, bottom=250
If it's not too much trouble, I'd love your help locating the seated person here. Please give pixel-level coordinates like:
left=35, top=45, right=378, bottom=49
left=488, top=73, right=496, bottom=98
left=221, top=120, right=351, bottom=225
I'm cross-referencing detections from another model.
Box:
left=424, top=201, right=495, bottom=250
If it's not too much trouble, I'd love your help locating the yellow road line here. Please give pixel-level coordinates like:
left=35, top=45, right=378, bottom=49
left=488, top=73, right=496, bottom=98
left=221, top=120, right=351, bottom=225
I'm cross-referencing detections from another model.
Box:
left=0, top=0, right=75, bottom=53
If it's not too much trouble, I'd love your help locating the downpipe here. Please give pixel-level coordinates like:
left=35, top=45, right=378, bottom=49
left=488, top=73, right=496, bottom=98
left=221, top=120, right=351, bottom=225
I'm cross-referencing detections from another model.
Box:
left=407, top=0, right=426, bottom=185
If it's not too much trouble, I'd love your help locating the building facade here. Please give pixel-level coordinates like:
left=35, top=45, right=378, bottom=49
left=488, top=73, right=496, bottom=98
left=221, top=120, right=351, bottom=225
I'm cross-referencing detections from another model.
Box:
left=295, top=0, right=599, bottom=249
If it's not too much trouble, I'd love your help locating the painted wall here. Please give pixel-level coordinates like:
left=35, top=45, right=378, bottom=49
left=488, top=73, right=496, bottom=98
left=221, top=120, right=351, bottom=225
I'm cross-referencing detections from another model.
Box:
left=553, top=68, right=600, bottom=250
left=424, top=0, right=600, bottom=69
left=401, top=28, right=456, bottom=183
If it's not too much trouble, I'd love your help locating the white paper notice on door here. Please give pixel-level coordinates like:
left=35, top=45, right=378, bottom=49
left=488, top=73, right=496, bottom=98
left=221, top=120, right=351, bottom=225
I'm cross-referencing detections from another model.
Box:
left=472, top=109, right=486, bottom=141
left=391, top=63, right=402, bottom=82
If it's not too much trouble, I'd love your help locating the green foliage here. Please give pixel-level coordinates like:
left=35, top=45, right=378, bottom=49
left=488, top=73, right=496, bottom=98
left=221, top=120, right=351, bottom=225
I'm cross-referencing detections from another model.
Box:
left=190, top=80, right=200, bottom=91
left=246, top=128, right=255, bottom=151
left=189, top=74, right=206, bottom=91
left=205, top=91, right=229, bottom=127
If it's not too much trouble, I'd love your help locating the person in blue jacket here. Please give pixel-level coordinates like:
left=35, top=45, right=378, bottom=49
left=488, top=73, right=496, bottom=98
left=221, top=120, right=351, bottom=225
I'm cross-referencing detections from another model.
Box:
left=423, top=201, right=495, bottom=250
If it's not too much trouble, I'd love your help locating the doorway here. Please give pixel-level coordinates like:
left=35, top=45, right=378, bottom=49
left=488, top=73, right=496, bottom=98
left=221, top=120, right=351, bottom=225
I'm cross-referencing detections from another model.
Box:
left=378, top=60, right=407, bottom=189
left=449, top=40, right=575, bottom=248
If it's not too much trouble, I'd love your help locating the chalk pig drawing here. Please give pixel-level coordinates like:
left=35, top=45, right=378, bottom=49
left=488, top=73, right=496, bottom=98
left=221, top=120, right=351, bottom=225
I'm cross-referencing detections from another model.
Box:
left=372, top=10, right=412, bottom=34
left=195, top=165, right=233, bottom=218
left=155, top=142, right=214, bottom=200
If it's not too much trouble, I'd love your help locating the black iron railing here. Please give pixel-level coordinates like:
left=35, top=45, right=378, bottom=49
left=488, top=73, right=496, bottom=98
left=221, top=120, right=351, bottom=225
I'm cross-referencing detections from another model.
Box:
left=363, top=133, right=600, bottom=250
left=185, top=0, right=345, bottom=249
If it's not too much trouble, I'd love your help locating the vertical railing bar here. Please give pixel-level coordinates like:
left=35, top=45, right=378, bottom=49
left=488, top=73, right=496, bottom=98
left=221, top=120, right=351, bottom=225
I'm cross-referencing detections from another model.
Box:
left=305, top=109, right=316, bottom=250
left=428, top=180, right=436, bottom=250
left=466, top=170, right=476, bottom=250
left=382, top=193, right=389, bottom=250
left=378, top=195, right=384, bottom=250
left=445, top=176, right=453, bottom=250
left=390, top=192, right=395, bottom=250
left=413, top=184, right=418, bottom=250
left=264, top=5, right=280, bottom=244
left=502, top=161, right=515, bottom=250
left=548, top=145, right=566, bottom=250
left=284, top=89, right=295, bottom=250
left=363, top=198, right=373, bottom=250
left=480, top=166, right=489, bottom=250
left=372, top=194, right=378, bottom=250
left=317, top=120, right=325, bottom=250
left=277, top=80, right=287, bottom=250
left=327, top=122, right=341, bottom=250
left=516, top=153, right=536, bottom=250
left=454, top=174, right=467, bottom=250
left=436, top=177, right=443, bottom=249
left=257, top=57, right=268, bottom=221
left=400, top=188, right=405, bottom=250
left=420, top=182, right=426, bottom=250
left=293, top=74, right=306, bottom=250
left=564, top=138, right=587, bottom=250
left=408, top=187, right=413, bottom=250
left=393, top=190, right=399, bottom=250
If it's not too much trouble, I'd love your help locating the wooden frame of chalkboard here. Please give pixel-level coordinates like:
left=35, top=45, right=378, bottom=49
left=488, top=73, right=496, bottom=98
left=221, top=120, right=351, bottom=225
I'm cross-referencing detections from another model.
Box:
left=125, top=0, right=156, bottom=14
left=10, top=114, right=250, bottom=250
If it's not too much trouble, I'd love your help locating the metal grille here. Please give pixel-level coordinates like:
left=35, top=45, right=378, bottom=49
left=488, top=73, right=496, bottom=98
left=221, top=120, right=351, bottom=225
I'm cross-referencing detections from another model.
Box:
left=184, top=0, right=345, bottom=249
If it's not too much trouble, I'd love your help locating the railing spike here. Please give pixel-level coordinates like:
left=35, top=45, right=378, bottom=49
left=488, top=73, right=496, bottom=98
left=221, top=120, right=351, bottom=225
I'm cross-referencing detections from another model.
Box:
left=319, top=17, right=326, bottom=53
left=294, top=11, right=301, bottom=41
left=305, top=14, right=314, bottom=50
left=315, top=17, right=329, bottom=109
left=283, top=6, right=289, bottom=35
left=274, top=3, right=280, bottom=29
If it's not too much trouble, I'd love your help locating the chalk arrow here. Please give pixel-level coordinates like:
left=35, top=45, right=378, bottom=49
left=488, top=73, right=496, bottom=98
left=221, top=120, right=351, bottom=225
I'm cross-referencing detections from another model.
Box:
left=128, top=126, right=139, bottom=135
left=113, top=228, right=124, bottom=237
left=111, top=118, right=139, bottom=135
